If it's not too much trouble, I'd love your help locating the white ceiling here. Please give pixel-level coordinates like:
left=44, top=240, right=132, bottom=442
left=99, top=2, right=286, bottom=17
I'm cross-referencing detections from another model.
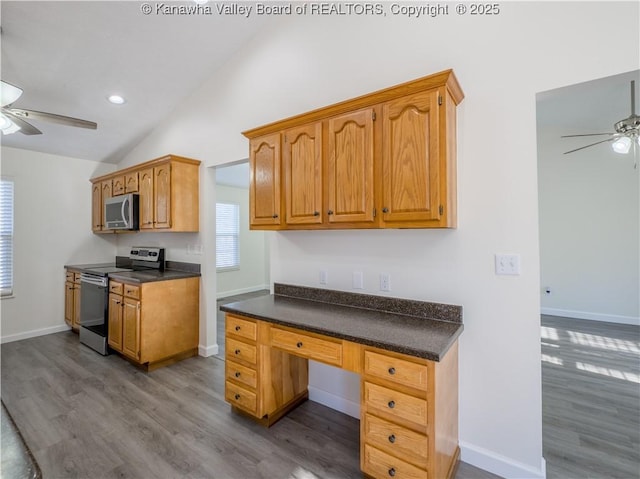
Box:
left=0, top=1, right=266, bottom=163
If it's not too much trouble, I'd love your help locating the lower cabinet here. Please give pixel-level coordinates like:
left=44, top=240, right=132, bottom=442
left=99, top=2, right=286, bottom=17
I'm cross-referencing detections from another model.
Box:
left=107, top=277, right=199, bottom=370
left=224, top=313, right=460, bottom=479
left=64, top=270, right=82, bottom=331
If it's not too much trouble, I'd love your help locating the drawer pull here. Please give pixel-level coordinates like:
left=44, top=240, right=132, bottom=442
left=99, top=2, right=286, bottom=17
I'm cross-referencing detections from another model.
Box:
left=388, top=434, right=396, bottom=443
left=235, top=325, right=241, bottom=331
left=388, top=468, right=396, bottom=477
left=296, top=342, right=303, bottom=348
left=235, top=349, right=241, bottom=355
left=388, top=400, right=395, bottom=409
left=388, top=367, right=396, bottom=375
left=235, top=372, right=241, bottom=378
left=234, top=394, right=240, bottom=400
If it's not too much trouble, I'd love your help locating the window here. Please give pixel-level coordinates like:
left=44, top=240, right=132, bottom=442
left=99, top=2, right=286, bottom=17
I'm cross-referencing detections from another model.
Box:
left=0, top=179, right=14, bottom=297
left=216, top=202, right=239, bottom=271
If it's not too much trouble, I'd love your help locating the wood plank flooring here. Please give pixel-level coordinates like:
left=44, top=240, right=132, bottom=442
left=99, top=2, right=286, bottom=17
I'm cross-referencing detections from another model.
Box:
left=1, top=328, right=497, bottom=479
left=541, top=315, right=640, bottom=479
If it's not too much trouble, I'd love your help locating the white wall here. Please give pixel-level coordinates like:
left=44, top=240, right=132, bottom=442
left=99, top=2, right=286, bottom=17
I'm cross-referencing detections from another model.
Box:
left=0, top=147, right=116, bottom=342
left=215, top=184, right=268, bottom=298
left=112, top=3, right=639, bottom=478
left=538, top=128, right=640, bottom=325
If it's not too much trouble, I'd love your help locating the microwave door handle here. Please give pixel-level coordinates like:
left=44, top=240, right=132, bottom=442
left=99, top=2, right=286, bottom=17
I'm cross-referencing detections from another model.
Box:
left=121, top=197, right=129, bottom=228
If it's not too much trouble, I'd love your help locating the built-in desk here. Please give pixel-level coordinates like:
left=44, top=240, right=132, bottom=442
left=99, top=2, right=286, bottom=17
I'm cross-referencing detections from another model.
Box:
left=221, top=284, right=463, bottom=479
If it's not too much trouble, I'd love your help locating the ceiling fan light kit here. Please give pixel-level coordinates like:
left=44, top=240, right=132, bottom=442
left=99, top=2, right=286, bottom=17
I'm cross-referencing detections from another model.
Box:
left=0, top=79, right=98, bottom=135
left=562, top=79, right=639, bottom=158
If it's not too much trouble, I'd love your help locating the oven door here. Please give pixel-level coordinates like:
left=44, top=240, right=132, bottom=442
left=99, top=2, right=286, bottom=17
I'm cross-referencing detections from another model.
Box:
left=79, top=273, right=109, bottom=355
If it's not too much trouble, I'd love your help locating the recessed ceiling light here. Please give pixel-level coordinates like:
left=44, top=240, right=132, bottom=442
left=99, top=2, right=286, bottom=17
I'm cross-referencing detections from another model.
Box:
left=107, top=94, right=126, bottom=105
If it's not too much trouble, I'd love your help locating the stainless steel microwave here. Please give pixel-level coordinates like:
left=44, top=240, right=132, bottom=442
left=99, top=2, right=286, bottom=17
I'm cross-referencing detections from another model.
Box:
left=104, top=193, right=139, bottom=230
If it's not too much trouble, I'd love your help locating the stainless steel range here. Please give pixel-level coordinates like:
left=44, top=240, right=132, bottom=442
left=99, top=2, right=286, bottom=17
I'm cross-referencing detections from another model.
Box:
left=79, top=247, right=165, bottom=355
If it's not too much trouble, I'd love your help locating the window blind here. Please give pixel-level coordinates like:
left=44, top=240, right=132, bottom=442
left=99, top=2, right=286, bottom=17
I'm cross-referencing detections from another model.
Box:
left=0, top=179, right=14, bottom=296
left=216, top=203, right=239, bottom=271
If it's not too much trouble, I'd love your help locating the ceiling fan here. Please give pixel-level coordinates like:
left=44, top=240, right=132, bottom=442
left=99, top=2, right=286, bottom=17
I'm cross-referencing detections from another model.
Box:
left=0, top=80, right=97, bottom=135
left=562, top=80, right=639, bottom=155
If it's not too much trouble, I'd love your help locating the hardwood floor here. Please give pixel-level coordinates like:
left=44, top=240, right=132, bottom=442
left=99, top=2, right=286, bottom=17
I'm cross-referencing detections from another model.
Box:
left=1, top=329, right=497, bottom=479
left=541, top=315, right=640, bottom=479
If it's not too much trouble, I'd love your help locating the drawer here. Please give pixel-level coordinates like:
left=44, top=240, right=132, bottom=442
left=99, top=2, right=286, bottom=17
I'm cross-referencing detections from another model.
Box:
left=109, top=281, right=123, bottom=295
left=364, top=350, right=429, bottom=391
left=73, top=272, right=82, bottom=284
left=226, top=359, right=258, bottom=390
left=226, top=315, right=257, bottom=342
left=270, top=327, right=342, bottom=367
left=65, top=271, right=74, bottom=282
left=226, top=337, right=258, bottom=365
left=364, top=382, right=428, bottom=428
left=225, top=381, right=257, bottom=415
left=363, top=444, right=427, bottom=479
left=364, top=414, right=428, bottom=468
left=123, top=284, right=140, bottom=299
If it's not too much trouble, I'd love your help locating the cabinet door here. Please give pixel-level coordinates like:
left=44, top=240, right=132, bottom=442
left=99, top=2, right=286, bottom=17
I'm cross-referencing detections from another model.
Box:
left=101, top=180, right=113, bottom=230
left=72, top=284, right=82, bottom=330
left=108, top=294, right=123, bottom=352
left=138, top=168, right=154, bottom=230
left=91, top=183, right=102, bottom=231
left=327, top=108, right=375, bottom=224
left=112, top=176, right=125, bottom=196
left=122, top=297, right=141, bottom=361
left=249, top=134, right=281, bottom=227
left=283, top=123, right=323, bottom=225
left=154, top=164, right=171, bottom=229
left=381, top=90, right=441, bottom=224
left=64, top=281, right=74, bottom=327
left=125, top=172, right=139, bottom=193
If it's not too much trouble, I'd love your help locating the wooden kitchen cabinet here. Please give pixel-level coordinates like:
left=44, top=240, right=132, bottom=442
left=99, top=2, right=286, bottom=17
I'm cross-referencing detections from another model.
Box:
left=243, top=69, right=463, bottom=230
left=283, top=122, right=323, bottom=225
left=90, top=155, right=200, bottom=233
left=249, top=134, right=281, bottom=229
left=107, top=277, right=199, bottom=370
left=64, top=270, right=82, bottom=332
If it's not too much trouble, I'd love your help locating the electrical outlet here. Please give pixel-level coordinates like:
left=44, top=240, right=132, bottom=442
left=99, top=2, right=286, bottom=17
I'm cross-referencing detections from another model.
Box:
left=380, top=273, right=391, bottom=292
left=353, top=271, right=364, bottom=289
left=319, top=270, right=328, bottom=285
left=495, top=254, right=521, bottom=275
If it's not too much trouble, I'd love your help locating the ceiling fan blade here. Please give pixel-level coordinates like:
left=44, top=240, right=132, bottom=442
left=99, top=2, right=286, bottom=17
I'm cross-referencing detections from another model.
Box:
left=6, top=108, right=97, bottom=130
left=563, top=137, right=615, bottom=154
left=561, top=133, right=615, bottom=138
left=2, top=110, right=42, bottom=135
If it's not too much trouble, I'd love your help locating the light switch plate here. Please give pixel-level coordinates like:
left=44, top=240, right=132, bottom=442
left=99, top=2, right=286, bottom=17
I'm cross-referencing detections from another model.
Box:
left=495, top=254, right=521, bottom=275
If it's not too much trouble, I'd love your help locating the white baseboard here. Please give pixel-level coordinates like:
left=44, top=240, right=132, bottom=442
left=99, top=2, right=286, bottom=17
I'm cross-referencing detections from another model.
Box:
left=308, top=386, right=360, bottom=419
left=198, top=343, right=219, bottom=357
left=541, top=307, right=639, bottom=326
left=1, top=324, right=71, bottom=344
left=217, top=284, right=269, bottom=300
left=460, top=441, right=546, bottom=479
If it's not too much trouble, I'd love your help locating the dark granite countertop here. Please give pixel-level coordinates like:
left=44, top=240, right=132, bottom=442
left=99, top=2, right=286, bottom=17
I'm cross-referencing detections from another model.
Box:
left=107, top=269, right=200, bottom=284
left=220, top=284, right=463, bottom=362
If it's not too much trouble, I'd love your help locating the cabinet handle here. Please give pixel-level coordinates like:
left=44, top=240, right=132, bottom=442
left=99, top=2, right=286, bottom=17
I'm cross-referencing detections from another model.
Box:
left=388, top=434, right=396, bottom=443
left=388, top=468, right=396, bottom=477
left=235, top=371, right=241, bottom=378
left=235, top=326, right=241, bottom=331
left=272, top=214, right=279, bottom=219
left=235, top=349, right=241, bottom=355
left=296, top=342, right=303, bottom=348
left=388, top=367, right=395, bottom=375
left=327, top=210, right=334, bottom=215
left=388, top=400, right=395, bottom=409
left=234, top=394, right=240, bottom=400
left=313, top=211, right=320, bottom=216
left=115, top=301, right=121, bottom=305
left=382, top=207, right=389, bottom=213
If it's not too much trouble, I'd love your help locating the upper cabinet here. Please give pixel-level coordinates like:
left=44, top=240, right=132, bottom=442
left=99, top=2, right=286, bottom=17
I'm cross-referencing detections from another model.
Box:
left=243, top=69, right=463, bottom=230
left=90, top=155, right=200, bottom=233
